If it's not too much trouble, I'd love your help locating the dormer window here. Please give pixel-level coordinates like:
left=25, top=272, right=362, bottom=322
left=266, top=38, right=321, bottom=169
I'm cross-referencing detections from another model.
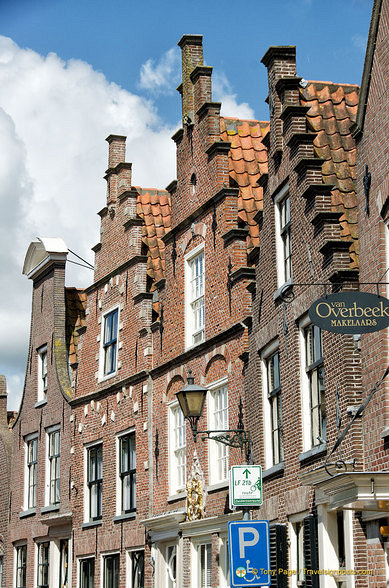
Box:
left=37, top=346, right=48, bottom=402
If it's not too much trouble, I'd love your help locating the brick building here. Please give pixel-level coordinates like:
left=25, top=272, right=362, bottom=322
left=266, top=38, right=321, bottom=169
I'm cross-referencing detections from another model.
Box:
left=0, top=376, right=15, bottom=586
left=351, top=0, right=389, bottom=582
left=6, top=238, right=85, bottom=587
left=5, top=3, right=389, bottom=586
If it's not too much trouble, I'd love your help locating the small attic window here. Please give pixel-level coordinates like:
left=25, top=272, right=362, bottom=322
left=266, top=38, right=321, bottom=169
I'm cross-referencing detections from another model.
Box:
left=190, top=174, right=197, bottom=195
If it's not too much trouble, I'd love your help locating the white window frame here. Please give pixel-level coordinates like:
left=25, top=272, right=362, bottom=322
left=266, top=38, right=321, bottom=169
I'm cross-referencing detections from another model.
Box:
left=37, top=345, right=48, bottom=402
left=218, top=535, right=230, bottom=588
left=207, top=377, right=229, bottom=486
left=99, top=306, right=119, bottom=381
left=168, top=401, right=186, bottom=496
left=299, top=316, right=326, bottom=451
left=35, top=541, right=50, bottom=588
left=190, top=538, right=212, bottom=588
left=288, top=512, right=309, bottom=588
left=126, top=548, right=144, bottom=588
left=116, top=428, right=136, bottom=516
left=84, top=440, right=103, bottom=523
left=101, top=551, right=120, bottom=588
left=261, top=340, right=283, bottom=469
left=185, top=244, right=205, bottom=349
left=24, top=433, right=38, bottom=510
left=14, top=543, right=27, bottom=588
left=274, top=183, right=292, bottom=288
left=78, top=556, right=95, bottom=588
left=45, top=426, right=60, bottom=507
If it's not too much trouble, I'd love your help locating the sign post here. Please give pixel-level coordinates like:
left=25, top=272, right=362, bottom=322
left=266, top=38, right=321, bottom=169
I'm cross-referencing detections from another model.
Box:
left=230, top=465, right=262, bottom=508
left=228, top=520, right=270, bottom=587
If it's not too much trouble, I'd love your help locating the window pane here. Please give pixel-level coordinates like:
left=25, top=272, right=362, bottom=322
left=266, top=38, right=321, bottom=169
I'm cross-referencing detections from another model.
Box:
left=131, top=551, right=144, bottom=588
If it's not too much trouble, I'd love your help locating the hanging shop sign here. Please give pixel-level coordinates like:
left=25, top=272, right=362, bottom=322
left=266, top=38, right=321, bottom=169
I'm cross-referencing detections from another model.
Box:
left=308, top=291, right=389, bottom=334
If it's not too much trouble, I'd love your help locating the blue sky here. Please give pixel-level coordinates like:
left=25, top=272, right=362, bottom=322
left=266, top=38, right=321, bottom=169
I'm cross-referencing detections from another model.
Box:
left=0, top=0, right=373, bottom=409
left=2, top=0, right=373, bottom=124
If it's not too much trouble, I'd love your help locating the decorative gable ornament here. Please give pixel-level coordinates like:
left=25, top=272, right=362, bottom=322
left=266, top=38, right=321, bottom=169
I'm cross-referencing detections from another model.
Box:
left=309, top=291, right=389, bottom=334
left=186, top=451, right=205, bottom=521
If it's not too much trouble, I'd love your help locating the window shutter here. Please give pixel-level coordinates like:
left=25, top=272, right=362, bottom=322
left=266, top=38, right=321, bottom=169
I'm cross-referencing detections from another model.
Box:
left=303, top=514, right=319, bottom=588
left=269, top=524, right=287, bottom=587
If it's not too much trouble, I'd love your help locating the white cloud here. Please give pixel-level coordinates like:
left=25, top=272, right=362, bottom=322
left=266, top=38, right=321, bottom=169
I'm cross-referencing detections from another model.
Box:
left=212, top=71, right=255, bottom=119
left=139, top=47, right=181, bottom=95
left=0, top=36, right=176, bottom=410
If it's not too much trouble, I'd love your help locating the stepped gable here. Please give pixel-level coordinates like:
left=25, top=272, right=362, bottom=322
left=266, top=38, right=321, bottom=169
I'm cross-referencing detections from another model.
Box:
left=65, top=288, right=87, bottom=365
left=135, top=188, right=171, bottom=286
left=301, top=81, right=359, bottom=268
left=220, top=117, right=269, bottom=250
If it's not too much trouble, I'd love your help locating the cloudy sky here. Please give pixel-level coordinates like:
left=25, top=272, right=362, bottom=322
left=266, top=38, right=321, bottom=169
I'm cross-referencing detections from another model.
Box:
left=0, top=0, right=373, bottom=410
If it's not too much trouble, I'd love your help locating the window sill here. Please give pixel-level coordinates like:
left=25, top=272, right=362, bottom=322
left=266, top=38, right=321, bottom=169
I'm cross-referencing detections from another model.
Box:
left=113, top=512, right=136, bottom=523
left=167, top=492, right=186, bottom=503
left=98, top=371, right=117, bottom=384
left=273, top=277, right=294, bottom=302
left=41, top=504, right=60, bottom=514
left=82, top=520, right=103, bottom=530
left=208, top=480, right=229, bottom=493
left=299, top=443, right=327, bottom=465
left=35, top=399, right=47, bottom=409
left=19, top=508, right=36, bottom=519
left=262, top=462, right=284, bottom=481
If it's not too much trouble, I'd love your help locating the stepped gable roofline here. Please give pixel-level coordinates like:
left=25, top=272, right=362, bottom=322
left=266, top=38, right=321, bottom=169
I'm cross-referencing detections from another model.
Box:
left=300, top=80, right=359, bottom=268
left=23, top=237, right=68, bottom=280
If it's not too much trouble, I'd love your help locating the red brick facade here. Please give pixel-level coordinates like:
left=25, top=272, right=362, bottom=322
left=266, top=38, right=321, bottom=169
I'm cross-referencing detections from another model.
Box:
left=4, top=3, right=389, bottom=586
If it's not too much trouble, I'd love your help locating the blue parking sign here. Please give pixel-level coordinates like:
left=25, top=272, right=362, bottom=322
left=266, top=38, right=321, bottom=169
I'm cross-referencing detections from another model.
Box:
left=228, top=520, right=270, bottom=587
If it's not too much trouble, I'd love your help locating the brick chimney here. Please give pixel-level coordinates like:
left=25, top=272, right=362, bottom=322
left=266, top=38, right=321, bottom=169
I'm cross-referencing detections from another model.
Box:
left=261, top=46, right=297, bottom=154
left=0, top=376, right=7, bottom=428
left=177, top=35, right=204, bottom=125
left=105, top=135, right=132, bottom=204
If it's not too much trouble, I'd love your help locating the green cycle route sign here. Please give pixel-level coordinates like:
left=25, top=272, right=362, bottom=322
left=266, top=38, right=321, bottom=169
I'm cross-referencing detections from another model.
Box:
left=229, top=466, right=263, bottom=507
left=308, top=292, right=389, bottom=334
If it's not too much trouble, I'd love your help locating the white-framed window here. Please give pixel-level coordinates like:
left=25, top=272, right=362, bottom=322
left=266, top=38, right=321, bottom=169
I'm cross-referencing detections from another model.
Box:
left=218, top=535, right=230, bottom=588
left=103, top=553, right=120, bottom=588
left=165, top=544, right=177, bottom=588
left=25, top=434, right=38, bottom=510
left=59, top=539, right=69, bottom=588
left=126, top=549, right=144, bottom=588
left=15, top=544, right=27, bottom=588
left=85, top=442, right=103, bottom=521
left=261, top=341, right=283, bottom=469
left=300, top=319, right=326, bottom=449
left=191, top=541, right=212, bottom=588
left=185, top=245, right=205, bottom=348
left=117, top=430, right=136, bottom=514
left=208, top=379, right=228, bottom=485
left=274, top=184, right=292, bottom=287
left=168, top=403, right=186, bottom=495
left=288, top=517, right=305, bottom=588
left=79, top=557, right=95, bottom=588
left=45, top=427, right=60, bottom=506
left=99, top=307, right=119, bottom=379
left=36, top=542, right=50, bottom=588
left=37, top=345, right=48, bottom=401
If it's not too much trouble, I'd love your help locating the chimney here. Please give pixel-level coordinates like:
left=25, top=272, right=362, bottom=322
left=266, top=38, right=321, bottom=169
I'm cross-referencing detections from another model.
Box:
left=177, top=35, right=204, bottom=124
left=0, top=376, right=8, bottom=428
left=105, top=135, right=132, bottom=204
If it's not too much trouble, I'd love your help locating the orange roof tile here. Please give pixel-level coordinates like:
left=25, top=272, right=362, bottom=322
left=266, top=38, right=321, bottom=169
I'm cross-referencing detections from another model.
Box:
left=135, top=188, right=172, bottom=286
left=220, top=117, right=270, bottom=250
left=301, top=81, right=359, bottom=268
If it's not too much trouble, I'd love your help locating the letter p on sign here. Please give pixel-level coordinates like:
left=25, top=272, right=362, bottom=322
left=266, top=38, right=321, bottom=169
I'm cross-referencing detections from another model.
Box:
left=238, top=526, right=259, bottom=558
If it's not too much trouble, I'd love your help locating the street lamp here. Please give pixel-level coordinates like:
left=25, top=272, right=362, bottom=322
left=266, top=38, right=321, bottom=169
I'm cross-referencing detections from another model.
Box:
left=175, top=370, right=251, bottom=463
